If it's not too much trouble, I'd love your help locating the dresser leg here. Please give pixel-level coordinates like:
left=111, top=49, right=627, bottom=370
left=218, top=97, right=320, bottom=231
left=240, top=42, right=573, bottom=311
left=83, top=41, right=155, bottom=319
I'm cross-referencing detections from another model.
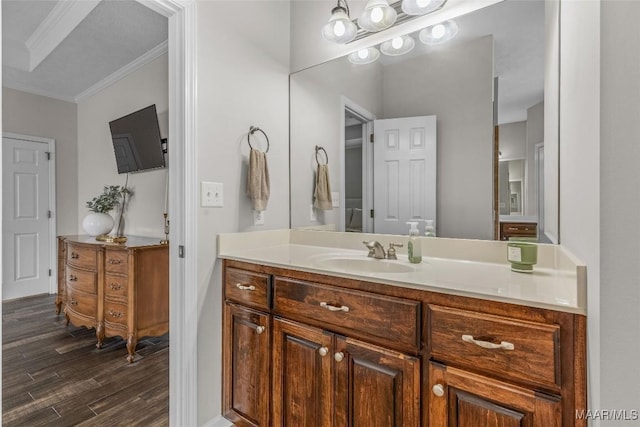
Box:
left=65, top=312, right=70, bottom=326
left=55, top=298, right=62, bottom=315
left=127, top=334, right=137, bottom=363
left=96, top=322, right=104, bottom=349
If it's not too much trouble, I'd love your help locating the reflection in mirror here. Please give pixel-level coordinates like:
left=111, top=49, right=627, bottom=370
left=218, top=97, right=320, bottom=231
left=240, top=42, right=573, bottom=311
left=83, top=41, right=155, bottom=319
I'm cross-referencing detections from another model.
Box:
left=290, top=0, right=557, bottom=242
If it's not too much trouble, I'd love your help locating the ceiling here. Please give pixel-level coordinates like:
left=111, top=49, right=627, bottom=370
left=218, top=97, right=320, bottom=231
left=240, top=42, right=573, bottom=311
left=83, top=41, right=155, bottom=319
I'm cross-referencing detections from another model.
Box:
left=2, top=0, right=168, bottom=103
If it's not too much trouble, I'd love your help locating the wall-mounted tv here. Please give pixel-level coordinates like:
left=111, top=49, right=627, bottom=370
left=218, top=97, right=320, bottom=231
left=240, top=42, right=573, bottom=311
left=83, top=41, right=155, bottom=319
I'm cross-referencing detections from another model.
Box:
left=109, top=104, right=165, bottom=174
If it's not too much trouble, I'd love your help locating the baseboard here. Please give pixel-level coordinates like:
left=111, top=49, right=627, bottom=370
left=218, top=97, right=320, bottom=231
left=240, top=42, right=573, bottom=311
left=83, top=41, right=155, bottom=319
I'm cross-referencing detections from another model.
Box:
left=201, top=415, right=233, bottom=427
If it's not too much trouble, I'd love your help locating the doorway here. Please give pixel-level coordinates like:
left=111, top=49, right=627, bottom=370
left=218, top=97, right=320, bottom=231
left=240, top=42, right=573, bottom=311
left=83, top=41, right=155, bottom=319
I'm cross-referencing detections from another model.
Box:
left=2, top=133, right=56, bottom=300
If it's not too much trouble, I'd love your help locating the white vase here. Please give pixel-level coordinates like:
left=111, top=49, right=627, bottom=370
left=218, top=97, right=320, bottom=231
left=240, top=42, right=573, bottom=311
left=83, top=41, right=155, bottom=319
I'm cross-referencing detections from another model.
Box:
left=82, top=212, right=114, bottom=236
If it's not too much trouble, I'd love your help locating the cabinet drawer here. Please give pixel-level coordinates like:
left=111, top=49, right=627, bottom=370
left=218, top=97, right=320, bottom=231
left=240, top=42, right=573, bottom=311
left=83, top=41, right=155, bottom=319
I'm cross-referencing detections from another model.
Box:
left=428, top=305, right=560, bottom=390
left=225, top=267, right=270, bottom=311
left=66, top=265, right=97, bottom=295
left=105, top=250, right=128, bottom=275
left=274, top=277, right=420, bottom=351
left=66, top=289, right=97, bottom=318
left=105, top=274, right=128, bottom=300
left=67, top=243, right=98, bottom=270
left=104, top=301, right=128, bottom=327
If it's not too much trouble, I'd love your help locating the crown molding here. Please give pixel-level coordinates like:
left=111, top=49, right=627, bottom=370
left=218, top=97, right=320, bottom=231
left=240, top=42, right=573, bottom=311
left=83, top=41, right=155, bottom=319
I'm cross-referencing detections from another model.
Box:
left=75, top=40, right=169, bottom=102
left=26, top=0, right=100, bottom=72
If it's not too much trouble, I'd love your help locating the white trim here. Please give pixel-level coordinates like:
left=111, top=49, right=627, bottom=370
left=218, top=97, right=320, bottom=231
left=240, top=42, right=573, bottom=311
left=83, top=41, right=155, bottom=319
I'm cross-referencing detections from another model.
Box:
left=138, top=0, right=198, bottom=425
left=26, top=0, right=101, bottom=72
left=75, top=41, right=169, bottom=102
left=200, top=415, right=234, bottom=427
left=1, top=132, right=57, bottom=296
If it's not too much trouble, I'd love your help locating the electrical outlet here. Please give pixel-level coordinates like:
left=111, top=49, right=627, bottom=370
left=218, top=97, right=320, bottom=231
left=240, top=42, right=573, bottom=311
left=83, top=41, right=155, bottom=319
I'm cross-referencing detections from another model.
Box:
left=253, top=210, right=265, bottom=225
left=331, top=192, right=340, bottom=208
left=310, top=204, right=317, bottom=221
left=201, top=181, right=223, bottom=207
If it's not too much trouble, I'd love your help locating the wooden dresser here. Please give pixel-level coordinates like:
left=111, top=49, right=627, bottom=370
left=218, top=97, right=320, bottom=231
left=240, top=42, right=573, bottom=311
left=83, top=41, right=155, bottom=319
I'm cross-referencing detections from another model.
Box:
left=57, top=235, right=168, bottom=362
left=499, top=221, right=538, bottom=240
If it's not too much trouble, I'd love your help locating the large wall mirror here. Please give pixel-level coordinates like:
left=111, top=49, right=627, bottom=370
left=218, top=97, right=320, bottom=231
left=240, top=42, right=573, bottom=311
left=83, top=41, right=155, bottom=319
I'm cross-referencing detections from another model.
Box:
left=290, top=0, right=559, bottom=243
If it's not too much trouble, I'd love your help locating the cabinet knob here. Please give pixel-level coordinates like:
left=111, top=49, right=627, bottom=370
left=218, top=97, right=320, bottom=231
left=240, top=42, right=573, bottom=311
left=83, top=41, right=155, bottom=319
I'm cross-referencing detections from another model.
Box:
left=255, top=326, right=265, bottom=335
left=69, top=275, right=77, bottom=281
left=320, top=302, right=350, bottom=312
left=432, top=384, right=445, bottom=397
left=70, top=299, right=78, bottom=306
left=108, top=258, right=122, bottom=265
left=334, top=352, right=344, bottom=362
left=318, top=346, right=329, bottom=357
left=71, top=252, right=79, bottom=259
left=235, top=283, right=256, bottom=291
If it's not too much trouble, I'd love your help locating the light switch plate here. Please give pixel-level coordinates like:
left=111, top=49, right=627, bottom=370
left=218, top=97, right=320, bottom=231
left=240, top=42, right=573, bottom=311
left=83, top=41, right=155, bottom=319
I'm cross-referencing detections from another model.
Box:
left=331, top=192, right=340, bottom=208
left=201, top=181, right=223, bottom=207
left=253, top=210, right=265, bottom=225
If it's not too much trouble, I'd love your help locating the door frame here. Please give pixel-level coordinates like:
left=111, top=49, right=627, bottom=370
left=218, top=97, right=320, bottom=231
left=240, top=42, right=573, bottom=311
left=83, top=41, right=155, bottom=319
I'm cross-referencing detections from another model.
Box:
left=2, top=132, right=57, bottom=296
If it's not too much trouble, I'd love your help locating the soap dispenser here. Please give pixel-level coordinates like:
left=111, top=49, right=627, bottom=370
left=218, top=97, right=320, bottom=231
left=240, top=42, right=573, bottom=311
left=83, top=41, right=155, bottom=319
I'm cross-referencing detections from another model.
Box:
left=406, top=222, right=422, bottom=264
left=424, top=220, right=436, bottom=237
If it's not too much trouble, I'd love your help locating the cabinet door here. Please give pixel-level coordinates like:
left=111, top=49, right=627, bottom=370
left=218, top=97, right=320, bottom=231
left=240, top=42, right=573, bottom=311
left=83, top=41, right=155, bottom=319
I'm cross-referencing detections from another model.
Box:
left=223, top=303, right=270, bottom=427
left=334, top=335, right=420, bottom=427
left=272, top=318, right=333, bottom=427
left=428, top=362, right=561, bottom=427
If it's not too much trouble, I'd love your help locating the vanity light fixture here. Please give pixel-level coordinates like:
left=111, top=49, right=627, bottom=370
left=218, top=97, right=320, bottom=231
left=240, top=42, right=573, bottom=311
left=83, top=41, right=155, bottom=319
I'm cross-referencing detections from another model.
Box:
left=401, top=0, right=447, bottom=16
left=358, top=0, right=397, bottom=32
left=380, top=34, right=415, bottom=56
left=348, top=47, right=381, bottom=64
left=321, top=0, right=358, bottom=44
left=419, top=19, right=458, bottom=44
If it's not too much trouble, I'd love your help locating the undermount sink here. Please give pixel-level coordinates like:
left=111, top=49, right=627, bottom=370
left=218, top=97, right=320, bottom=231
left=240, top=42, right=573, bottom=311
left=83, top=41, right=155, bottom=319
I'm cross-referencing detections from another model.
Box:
left=312, top=256, right=417, bottom=274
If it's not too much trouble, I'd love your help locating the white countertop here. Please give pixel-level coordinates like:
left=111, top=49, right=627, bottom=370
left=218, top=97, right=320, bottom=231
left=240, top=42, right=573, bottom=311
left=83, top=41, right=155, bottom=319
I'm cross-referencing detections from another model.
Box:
left=218, top=229, right=586, bottom=315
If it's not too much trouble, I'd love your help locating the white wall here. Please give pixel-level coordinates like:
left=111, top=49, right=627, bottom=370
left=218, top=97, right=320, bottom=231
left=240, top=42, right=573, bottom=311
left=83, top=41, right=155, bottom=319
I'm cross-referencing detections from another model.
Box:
left=600, top=0, right=640, bottom=420
left=525, top=101, right=543, bottom=217
left=77, top=54, right=168, bottom=237
left=2, top=88, right=78, bottom=235
left=558, top=0, right=601, bottom=418
left=383, top=36, right=494, bottom=240
left=499, top=121, right=526, bottom=160
left=195, top=1, right=290, bottom=424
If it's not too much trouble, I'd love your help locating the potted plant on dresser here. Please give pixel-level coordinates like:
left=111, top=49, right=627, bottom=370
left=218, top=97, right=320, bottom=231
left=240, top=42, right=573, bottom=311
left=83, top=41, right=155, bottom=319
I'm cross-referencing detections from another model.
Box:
left=82, top=185, right=132, bottom=241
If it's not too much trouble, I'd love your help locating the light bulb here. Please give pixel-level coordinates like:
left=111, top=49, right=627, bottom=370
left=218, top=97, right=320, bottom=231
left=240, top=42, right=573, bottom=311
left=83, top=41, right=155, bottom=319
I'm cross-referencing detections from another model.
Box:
left=392, top=37, right=404, bottom=49
left=358, top=49, right=369, bottom=59
left=416, top=0, right=431, bottom=7
left=431, top=23, right=446, bottom=39
left=370, top=7, right=383, bottom=23
left=333, top=21, right=346, bottom=37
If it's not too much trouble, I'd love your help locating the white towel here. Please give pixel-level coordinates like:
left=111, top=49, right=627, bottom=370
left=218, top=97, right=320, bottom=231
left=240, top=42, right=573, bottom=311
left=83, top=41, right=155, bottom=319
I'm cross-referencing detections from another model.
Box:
left=313, top=164, right=332, bottom=210
left=246, top=148, right=270, bottom=211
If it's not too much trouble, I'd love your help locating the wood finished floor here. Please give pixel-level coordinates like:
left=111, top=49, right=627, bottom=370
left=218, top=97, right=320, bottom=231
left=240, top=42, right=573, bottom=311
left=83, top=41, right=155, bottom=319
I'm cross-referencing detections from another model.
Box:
left=2, top=294, right=169, bottom=426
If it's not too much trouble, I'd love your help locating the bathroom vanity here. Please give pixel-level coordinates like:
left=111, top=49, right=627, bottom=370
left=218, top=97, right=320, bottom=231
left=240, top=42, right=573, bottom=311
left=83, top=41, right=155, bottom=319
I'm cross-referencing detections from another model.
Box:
left=219, top=230, right=586, bottom=426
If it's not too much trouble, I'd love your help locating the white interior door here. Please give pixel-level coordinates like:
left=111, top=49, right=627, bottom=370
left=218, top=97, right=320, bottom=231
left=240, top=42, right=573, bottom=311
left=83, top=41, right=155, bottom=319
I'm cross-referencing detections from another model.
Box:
left=2, top=136, right=52, bottom=300
left=373, top=116, right=437, bottom=235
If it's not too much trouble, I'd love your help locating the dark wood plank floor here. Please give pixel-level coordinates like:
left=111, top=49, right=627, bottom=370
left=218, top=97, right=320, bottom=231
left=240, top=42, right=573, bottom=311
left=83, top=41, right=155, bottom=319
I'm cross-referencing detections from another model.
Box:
left=2, top=294, right=169, bottom=426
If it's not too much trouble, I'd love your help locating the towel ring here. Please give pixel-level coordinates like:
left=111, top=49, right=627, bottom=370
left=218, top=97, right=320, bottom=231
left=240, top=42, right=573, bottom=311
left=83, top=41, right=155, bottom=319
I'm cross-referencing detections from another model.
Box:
left=248, top=126, right=270, bottom=153
left=315, top=145, right=328, bottom=166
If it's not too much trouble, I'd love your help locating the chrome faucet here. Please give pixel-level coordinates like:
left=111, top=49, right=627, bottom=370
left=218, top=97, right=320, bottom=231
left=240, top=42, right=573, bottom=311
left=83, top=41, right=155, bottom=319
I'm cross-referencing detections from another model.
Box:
left=363, top=240, right=386, bottom=259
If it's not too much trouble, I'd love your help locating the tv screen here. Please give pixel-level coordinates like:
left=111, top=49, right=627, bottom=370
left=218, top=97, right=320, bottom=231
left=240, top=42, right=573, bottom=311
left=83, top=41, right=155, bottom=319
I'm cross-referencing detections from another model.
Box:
left=109, top=104, right=165, bottom=174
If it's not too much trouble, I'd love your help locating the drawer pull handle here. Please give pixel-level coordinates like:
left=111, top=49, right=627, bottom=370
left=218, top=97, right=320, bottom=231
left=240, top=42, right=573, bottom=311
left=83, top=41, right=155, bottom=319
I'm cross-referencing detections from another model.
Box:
left=255, top=326, right=265, bottom=335
left=318, top=346, right=329, bottom=357
left=108, top=310, right=123, bottom=318
left=70, top=299, right=78, bottom=306
left=71, top=252, right=79, bottom=259
left=432, top=384, right=445, bottom=397
left=109, top=283, right=123, bottom=291
left=462, top=334, right=515, bottom=351
left=69, top=275, right=77, bottom=282
left=108, top=259, right=122, bottom=265
left=334, top=352, right=344, bottom=362
left=320, top=302, right=350, bottom=312
left=235, top=283, right=256, bottom=291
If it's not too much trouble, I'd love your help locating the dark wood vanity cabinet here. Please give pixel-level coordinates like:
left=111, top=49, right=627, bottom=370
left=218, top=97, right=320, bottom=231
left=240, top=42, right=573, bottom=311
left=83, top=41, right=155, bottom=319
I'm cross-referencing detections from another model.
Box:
left=221, top=259, right=586, bottom=427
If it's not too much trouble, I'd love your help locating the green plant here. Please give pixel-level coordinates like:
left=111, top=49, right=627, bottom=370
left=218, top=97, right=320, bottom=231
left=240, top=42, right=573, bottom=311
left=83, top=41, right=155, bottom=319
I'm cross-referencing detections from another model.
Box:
left=86, top=185, right=132, bottom=214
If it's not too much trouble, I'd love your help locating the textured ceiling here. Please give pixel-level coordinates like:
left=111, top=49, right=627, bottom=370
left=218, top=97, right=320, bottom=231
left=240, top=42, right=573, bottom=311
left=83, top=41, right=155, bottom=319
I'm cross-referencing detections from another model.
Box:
left=2, top=0, right=168, bottom=102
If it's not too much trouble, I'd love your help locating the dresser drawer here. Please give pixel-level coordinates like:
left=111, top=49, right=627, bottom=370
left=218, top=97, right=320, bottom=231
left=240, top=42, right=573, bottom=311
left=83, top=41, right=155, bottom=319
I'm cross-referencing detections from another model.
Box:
left=66, top=289, right=97, bottom=318
left=225, top=267, right=270, bottom=311
left=104, top=300, right=128, bottom=327
left=105, top=274, right=128, bottom=300
left=67, top=243, right=98, bottom=270
left=274, top=277, right=421, bottom=351
left=105, top=249, right=128, bottom=275
left=66, top=265, right=97, bottom=295
left=428, top=305, right=560, bottom=390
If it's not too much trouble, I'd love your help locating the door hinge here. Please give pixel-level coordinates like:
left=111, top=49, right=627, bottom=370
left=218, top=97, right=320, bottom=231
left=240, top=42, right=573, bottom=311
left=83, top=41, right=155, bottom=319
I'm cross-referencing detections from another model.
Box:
left=370, top=209, right=374, bottom=218
left=369, top=134, right=374, bottom=143
left=49, top=269, right=52, bottom=277
left=178, top=245, right=185, bottom=258
left=47, top=210, right=52, bottom=219
left=46, top=152, right=51, bottom=160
